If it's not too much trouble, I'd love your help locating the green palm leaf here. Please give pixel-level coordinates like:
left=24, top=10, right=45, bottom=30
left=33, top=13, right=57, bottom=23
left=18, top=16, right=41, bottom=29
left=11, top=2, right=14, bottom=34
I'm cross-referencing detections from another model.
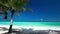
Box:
left=0, top=0, right=31, bottom=20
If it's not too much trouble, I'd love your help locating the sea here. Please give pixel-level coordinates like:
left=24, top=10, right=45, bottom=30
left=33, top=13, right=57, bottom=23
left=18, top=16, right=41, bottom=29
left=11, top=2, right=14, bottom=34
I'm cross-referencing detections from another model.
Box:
left=0, top=22, right=60, bottom=27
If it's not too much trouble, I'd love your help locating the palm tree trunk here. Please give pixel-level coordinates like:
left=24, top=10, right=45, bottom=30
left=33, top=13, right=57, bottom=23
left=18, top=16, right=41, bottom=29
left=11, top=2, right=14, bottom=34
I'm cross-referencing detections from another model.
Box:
left=8, top=19, right=13, bottom=34
left=8, top=9, right=14, bottom=34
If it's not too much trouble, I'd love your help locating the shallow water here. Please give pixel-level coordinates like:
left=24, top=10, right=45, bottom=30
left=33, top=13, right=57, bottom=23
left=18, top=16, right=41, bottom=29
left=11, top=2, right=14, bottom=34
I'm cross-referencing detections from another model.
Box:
left=0, top=22, right=60, bottom=26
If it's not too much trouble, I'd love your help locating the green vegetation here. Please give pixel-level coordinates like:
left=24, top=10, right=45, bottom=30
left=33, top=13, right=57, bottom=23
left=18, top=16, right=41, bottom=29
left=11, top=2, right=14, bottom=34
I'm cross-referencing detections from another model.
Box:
left=0, top=0, right=30, bottom=34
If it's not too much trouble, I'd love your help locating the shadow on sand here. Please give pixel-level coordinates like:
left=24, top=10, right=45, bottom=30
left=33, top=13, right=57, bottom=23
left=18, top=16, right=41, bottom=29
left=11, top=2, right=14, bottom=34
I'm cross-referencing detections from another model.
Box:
left=0, top=27, right=60, bottom=34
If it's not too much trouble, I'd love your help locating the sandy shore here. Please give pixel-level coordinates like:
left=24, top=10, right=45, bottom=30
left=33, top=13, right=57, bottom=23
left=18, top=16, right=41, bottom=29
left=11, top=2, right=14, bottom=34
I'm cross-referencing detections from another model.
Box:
left=0, top=25, right=60, bottom=30
left=0, top=25, right=60, bottom=34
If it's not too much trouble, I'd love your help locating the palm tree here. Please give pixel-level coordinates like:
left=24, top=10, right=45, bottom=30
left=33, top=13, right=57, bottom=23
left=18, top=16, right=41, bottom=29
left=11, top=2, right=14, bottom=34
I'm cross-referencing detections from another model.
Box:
left=0, top=0, right=31, bottom=34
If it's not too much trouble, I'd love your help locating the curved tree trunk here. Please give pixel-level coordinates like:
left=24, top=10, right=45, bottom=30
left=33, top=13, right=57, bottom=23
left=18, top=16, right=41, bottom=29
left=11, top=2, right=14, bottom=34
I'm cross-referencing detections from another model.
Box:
left=8, top=19, right=13, bottom=34
left=8, top=9, right=15, bottom=34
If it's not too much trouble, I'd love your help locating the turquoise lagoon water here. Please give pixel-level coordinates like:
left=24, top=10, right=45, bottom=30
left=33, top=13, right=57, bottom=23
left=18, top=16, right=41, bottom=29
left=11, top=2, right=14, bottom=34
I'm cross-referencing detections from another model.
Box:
left=0, top=22, right=60, bottom=26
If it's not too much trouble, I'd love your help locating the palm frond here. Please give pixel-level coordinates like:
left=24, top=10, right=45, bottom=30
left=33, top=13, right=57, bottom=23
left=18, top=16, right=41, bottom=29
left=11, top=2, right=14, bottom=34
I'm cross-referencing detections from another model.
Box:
left=2, top=7, right=8, bottom=20
left=0, top=0, right=31, bottom=19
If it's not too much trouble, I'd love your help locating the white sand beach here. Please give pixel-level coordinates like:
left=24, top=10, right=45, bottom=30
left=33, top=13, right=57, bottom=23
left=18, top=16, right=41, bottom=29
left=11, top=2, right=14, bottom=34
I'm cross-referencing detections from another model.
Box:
left=0, top=25, right=60, bottom=34
left=0, top=25, right=60, bottom=30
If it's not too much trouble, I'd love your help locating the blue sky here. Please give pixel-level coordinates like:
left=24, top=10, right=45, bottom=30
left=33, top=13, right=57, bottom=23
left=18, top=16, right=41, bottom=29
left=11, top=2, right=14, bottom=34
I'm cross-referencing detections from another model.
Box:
left=0, top=0, right=60, bottom=22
